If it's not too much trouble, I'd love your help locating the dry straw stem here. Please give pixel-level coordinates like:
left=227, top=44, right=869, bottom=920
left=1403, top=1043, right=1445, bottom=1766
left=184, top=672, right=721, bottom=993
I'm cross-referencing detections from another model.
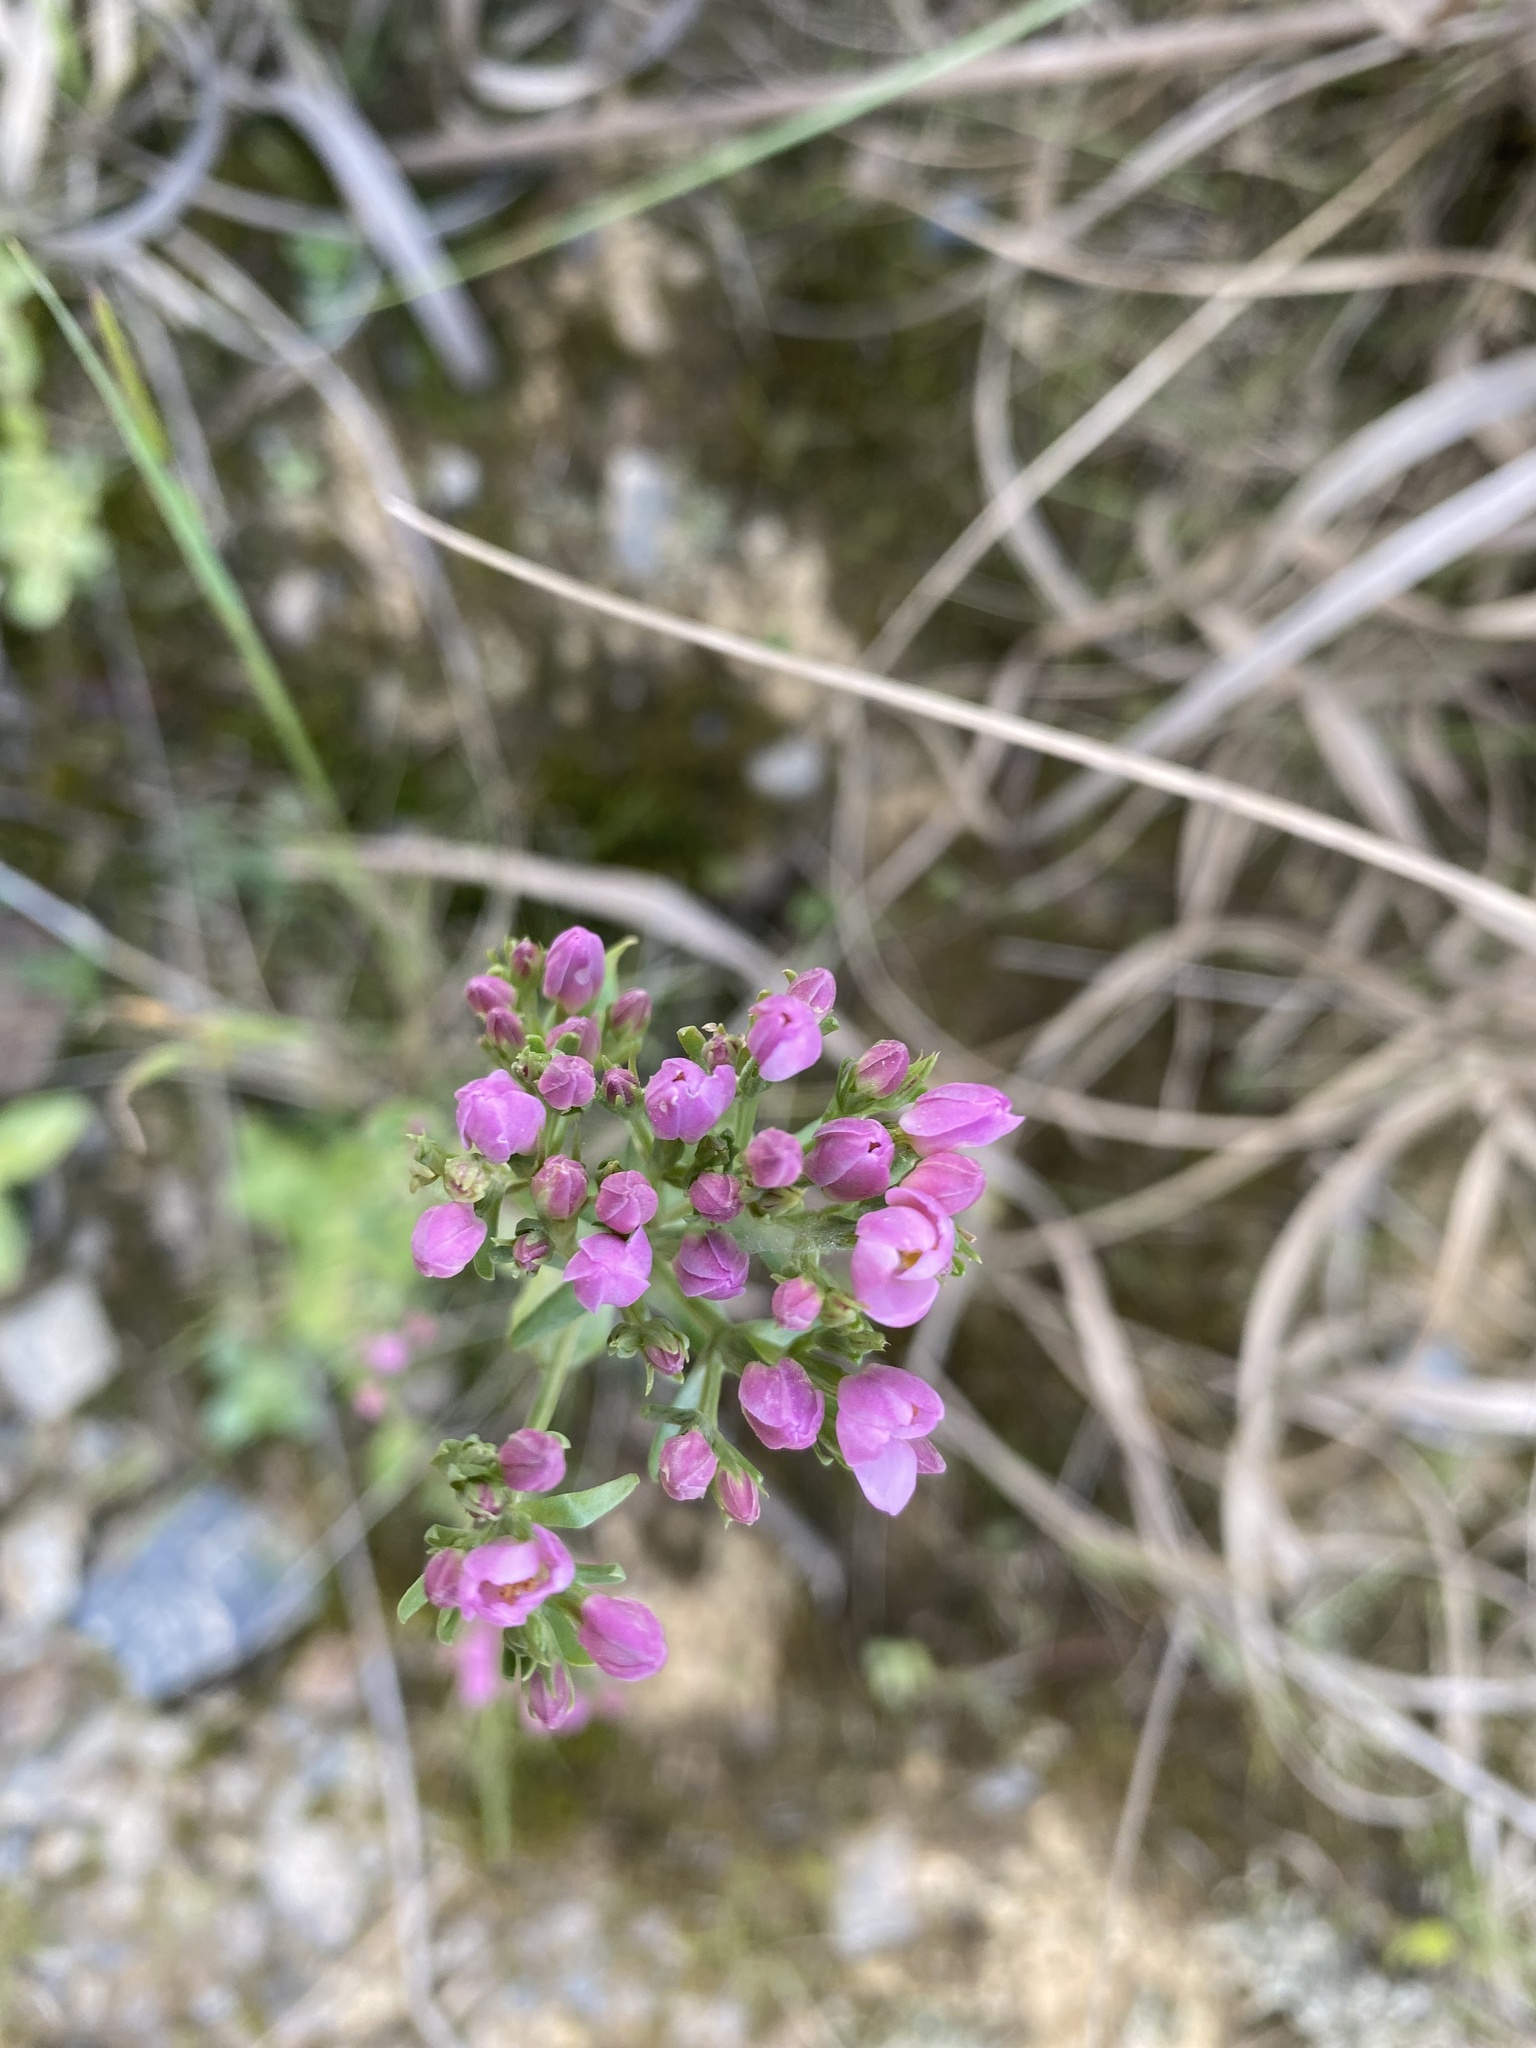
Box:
left=394, top=2, right=1395, bottom=172
left=383, top=501, right=1536, bottom=958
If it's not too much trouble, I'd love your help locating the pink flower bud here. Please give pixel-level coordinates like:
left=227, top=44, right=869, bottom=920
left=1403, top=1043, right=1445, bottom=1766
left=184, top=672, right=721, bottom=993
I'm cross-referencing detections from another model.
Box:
left=593, top=1169, right=658, bottom=1235
left=602, top=1067, right=640, bottom=1109
left=550, top=1015, right=602, bottom=1064
left=897, top=1150, right=986, bottom=1215
left=424, top=1548, right=464, bottom=1608
left=565, top=1227, right=652, bottom=1309
left=577, top=1593, right=667, bottom=1681
left=703, top=1035, right=737, bottom=1073
left=524, top=1664, right=589, bottom=1733
left=771, top=1276, right=822, bottom=1331
left=689, top=1171, right=743, bottom=1221
left=899, top=1082, right=1023, bottom=1155
left=747, top=994, right=821, bottom=1083
left=739, top=1358, right=824, bottom=1451
left=465, top=973, right=516, bottom=1016
left=513, top=1228, right=552, bottom=1272
left=458, top=1528, right=575, bottom=1626
left=455, top=1070, right=544, bottom=1162
left=850, top=1200, right=955, bottom=1328
left=643, top=1328, right=689, bottom=1376
left=644, top=1057, right=737, bottom=1142
left=715, top=1469, right=761, bottom=1524
left=484, top=1005, right=527, bottom=1053
left=659, top=1429, right=717, bottom=1501
left=835, top=1365, right=946, bottom=1515
left=497, top=1428, right=567, bottom=1493
left=855, top=1039, right=910, bottom=1098
left=805, top=1117, right=894, bottom=1201
left=609, top=988, right=652, bottom=1037
left=539, top=1053, right=597, bottom=1114
left=509, top=938, right=543, bottom=981
left=532, top=1154, right=589, bottom=1220
left=741, top=1128, right=803, bottom=1189
left=353, top=1379, right=387, bottom=1423
left=788, top=967, right=836, bottom=1018
left=542, top=926, right=606, bottom=1014
left=412, top=1203, right=487, bottom=1278
left=674, top=1230, right=749, bottom=1301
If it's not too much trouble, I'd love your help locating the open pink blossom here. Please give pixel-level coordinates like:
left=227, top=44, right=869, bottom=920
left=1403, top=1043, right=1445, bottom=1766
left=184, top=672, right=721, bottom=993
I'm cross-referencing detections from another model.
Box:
left=742, top=1128, right=803, bottom=1189
left=412, top=1203, right=487, bottom=1279
left=458, top=1527, right=575, bottom=1627
left=739, top=1358, right=823, bottom=1451
left=658, top=1429, right=717, bottom=1501
left=806, top=1118, right=894, bottom=1201
left=835, top=1366, right=947, bottom=1515
left=674, top=1230, right=748, bottom=1301
left=747, top=994, right=822, bottom=1082
left=497, top=1429, right=566, bottom=1493
left=524, top=1664, right=590, bottom=1734
left=644, top=1057, right=737, bottom=1142
left=716, top=1470, right=760, bottom=1525
left=455, top=1070, right=544, bottom=1161
left=565, top=1227, right=653, bottom=1310
left=543, top=926, right=606, bottom=1013
left=771, top=1276, right=822, bottom=1331
left=899, top=1082, right=1023, bottom=1154
left=578, top=1593, right=668, bottom=1680
left=538, top=1052, right=596, bottom=1113
left=849, top=1201, right=955, bottom=1328
left=898, top=1150, right=987, bottom=1215
left=593, top=1170, right=658, bottom=1235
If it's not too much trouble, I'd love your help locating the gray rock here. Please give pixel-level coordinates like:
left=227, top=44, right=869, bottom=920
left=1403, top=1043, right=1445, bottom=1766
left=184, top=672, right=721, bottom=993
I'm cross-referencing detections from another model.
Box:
left=0, top=1276, right=120, bottom=1422
left=74, top=1485, right=319, bottom=1700
left=0, top=1501, right=85, bottom=1626
left=830, top=1821, right=920, bottom=1959
left=261, top=1816, right=366, bottom=1950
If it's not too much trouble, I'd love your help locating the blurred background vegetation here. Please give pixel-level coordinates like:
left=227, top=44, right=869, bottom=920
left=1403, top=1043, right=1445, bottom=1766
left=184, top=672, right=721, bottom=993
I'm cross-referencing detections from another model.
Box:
left=4, top=2, right=1536, bottom=2044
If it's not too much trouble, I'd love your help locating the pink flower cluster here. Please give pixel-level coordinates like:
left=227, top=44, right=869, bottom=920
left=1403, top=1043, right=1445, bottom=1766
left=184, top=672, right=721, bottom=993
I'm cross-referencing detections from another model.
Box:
left=404, top=927, right=1025, bottom=1707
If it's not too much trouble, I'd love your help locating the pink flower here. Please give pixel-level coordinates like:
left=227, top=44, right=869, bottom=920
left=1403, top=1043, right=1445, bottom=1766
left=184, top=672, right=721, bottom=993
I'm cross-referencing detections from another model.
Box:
left=689, top=1172, right=743, bottom=1221
left=465, top=974, right=516, bottom=1016
left=454, top=1620, right=505, bottom=1709
left=484, top=1006, right=526, bottom=1052
left=498, top=1429, right=567, bottom=1493
left=659, top=1429, right=717, bottom=1501
left=741, top=1128, right=803, bottom=1189
left=424, top=1549, right=463, bottom=1608
left=565, top=1227, right=652, bottom=1309
left=849, top=1201, right=955, bottom=1327
left=509, top=937, right=542, bottom=981
left=513, top=1228, right=552, bottom=1272
left=602, top=1067, right=639, bottom=1109
left=747, top=994, right=822, bottom=1082
left=539, top=1053, right=597, bottom=1113
left=455, top=1070, right=544, bottom=1162
left=543, top=926, right=606, bottom=1013
left=644, top=1056, right=738, bottom=1142
left=716, top=1470, right=760, bottom=1524
left=855, top=1039, right=910, bottom=1098
left=458, top=1528, right=575, bottom=1627
left=739, top=1358, right=823, bottom=1451
left=531, top=1154, right=589, bottom=1220
left=550, top=1015, right=602, bottom=1064
left=899, top=1082, right=1023, bottom=1155
left=674, top=1230, right=748, bottom=1301
left=771, top=1276, right=822, bottom=1331
left=578, top=1593, right=668, bottom=1681
left=788, top=968, right=836, bottom=1018
left=524, top=1664, right=590, bottom=1734
left=835, top=1366, right=946, bottom=1515
left=361, top=1330, right=410, bottom=1375
left=593, top=1170, right=658, bottom=1235
left=898, top=1151, right=986, bottom=1215
left=609, top=988, right=652, bottom=1037
left=412, top=1203, right=487, bottom=1278
left=643, top=1329, right=689, bottom=1376
left=805, top=1118, right=894, bottom=1201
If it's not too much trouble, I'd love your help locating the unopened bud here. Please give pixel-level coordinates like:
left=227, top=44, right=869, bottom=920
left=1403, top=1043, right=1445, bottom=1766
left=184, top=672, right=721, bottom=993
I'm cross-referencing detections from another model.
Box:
left=442, top=1155, right=489, bottom=1203
left=531, top=1153, right=588, bottom=1220
left=854, top=1038, right=911, bottom=1099
left=512, top=1226, right=553, bottom=1272
left=642, top=1325, right=689, bottom=1376
left=602, top=1066, right=639, bottom=1109
left=484, top=1005, right=526, bottom=1053
left=609, top=988, right=652, bottom=1038
left=509, top=938, right=543, bottom=983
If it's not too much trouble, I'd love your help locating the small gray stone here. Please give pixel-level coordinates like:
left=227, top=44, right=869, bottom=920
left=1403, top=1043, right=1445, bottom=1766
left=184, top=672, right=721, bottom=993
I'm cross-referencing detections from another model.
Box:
left=830, top=1821, right=920, bottom=1959
left=0, top=1501, right=85, bottom=1626
left=0, top=1276, right=120, bottom=1422
left=261, top=1817, right=366, bottom=1950
left=746, top=733, right=825, bottom=804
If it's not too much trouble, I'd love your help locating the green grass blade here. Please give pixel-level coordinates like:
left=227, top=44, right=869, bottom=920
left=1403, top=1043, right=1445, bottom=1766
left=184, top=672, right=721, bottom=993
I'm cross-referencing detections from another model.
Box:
left=443, top=0, right=1092, bottom=286
left=8, top=242, right=341, bottom=823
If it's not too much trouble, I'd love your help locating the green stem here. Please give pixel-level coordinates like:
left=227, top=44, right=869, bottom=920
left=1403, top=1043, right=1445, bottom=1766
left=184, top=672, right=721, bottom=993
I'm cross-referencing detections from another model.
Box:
left=474, top=1700, right=514, bottom=1864
left=527, top=1353, right=568, bottom=1430
left=700, top=1352, right=725, bottom=1434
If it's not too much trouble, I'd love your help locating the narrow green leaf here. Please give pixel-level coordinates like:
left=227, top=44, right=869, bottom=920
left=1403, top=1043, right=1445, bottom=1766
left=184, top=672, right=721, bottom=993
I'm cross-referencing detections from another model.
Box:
left=436, top=1604, right=461, bottom=1645
left=0, top=1091, right=92, bottom=1192
left=543, top=1599, right=591, bottom=1665
left=573, top=1561, right=626, bottom=1588
left=534, top=1472, right=639, bottom=1529
left=396, top=1575, right=428, bottom=1624
left=511, top=1280, right=589, bottom=1350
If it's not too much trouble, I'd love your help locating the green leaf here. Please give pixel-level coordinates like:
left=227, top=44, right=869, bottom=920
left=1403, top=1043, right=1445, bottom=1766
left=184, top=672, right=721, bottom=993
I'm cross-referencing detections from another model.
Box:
left=436, top=1604, right=461, bottom=1645
left=0, top=1195, right=27, bottom=1296
left=520, top=1606, right=559, bottom=1665
left=543, top=1599, right=592, bottom=1665
left=535, top=1472, right=639, bottom=1528
left=396, top=1576, right=428, bottom=1623
left=573, top=1561, right=627, bottom=1588
left=0, top=1092, right=91, bottom=1192
left=511, top=1279, right=589, bottom=1350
